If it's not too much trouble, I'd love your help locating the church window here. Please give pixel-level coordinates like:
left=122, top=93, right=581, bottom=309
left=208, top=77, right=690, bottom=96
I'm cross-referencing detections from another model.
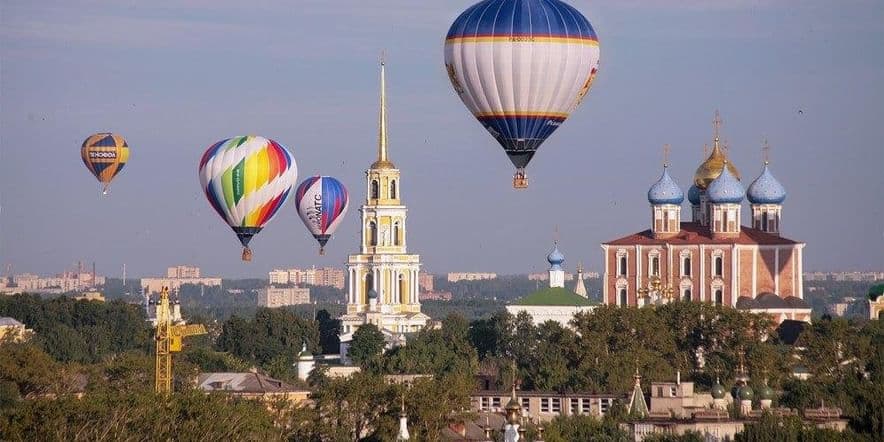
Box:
left=370, top=180, right=379, bottom=199
left=399, top=274, right=406, bottom=304
left=650, top=256, right=660, bottom=277
left=714, top=289, right=723, bottom=305
left=619, top=288, right=628, bottom=306
left=369, top=222, right=378, bottom=246
left=727, top=210, right=736, bottom=232
left=618, top=256, right=627, bottom=276
left=713, top=256, right=723, bottom=277
left=683, top=288, right=692, bottom=302
left=393, top=222, right=400, bottom=246
left=364, top=273, right=374, bottom=300
left=390, top=180, right=397, bottom=199
left=682, top=256, right=692, bottom=277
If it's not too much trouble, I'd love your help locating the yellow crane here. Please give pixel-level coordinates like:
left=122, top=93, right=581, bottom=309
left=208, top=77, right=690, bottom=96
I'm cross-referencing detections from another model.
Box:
left=155, top=286, right=207, bottom=394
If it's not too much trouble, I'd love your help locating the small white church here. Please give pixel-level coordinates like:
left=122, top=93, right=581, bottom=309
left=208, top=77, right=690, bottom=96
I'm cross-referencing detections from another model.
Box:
left=506, top=243, right=598, bottom=327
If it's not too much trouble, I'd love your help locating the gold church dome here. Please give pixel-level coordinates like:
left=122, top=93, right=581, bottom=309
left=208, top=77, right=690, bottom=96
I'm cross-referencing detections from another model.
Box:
left=694, top=141, right=740, bottom=189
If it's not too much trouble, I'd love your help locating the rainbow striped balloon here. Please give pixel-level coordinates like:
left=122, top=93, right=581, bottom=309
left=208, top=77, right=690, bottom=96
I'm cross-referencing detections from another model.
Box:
left=198, top=135, right=298, bottom=261
left=81, top=132, right=130, bottom=195
left=295, top=176, right=349, bottom=255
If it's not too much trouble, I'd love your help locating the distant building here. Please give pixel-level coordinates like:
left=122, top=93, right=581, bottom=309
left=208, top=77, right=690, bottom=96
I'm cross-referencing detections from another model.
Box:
left=8, top=271, right=105, bottom=294
left=167, top=265, right=201, bottom=278
left=73, top=291, right=105, bottom=302
left=0, top=317, right=31, bottom=343
left=197, top=372, right=310, bottom=404
left=267, top=267, right=345, bottom=289
left=828, top=302, right=851, bottom=317
left=869, top=284, right=884, bottom=320
left=420, top=291, right=453, bottom=301
left=506, top=243, right=598, bottom=327
left=257, top=287, right=310, bottom=308
left=419, top=271, right=434, bottom=292
left=447, top=272, right=497, bottom=283
left=528, top=272, right=574, bottom=281
left=601, top=115, right=809, bottom=325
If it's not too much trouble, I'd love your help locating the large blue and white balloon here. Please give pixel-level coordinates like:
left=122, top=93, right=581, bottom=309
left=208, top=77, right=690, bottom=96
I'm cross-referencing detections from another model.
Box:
left=444, top=0, right=600, bottom=188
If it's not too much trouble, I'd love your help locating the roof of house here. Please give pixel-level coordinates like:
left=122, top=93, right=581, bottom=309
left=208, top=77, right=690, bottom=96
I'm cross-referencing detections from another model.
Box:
left=0, top=317, right=24, bottom=327
left=603, top=222, right=800, bottom=247
left=197, top=372, right=302, bottom=394
left=511, top=287, right=597, bottom=306
left=735, top=293, right=810, bottom=310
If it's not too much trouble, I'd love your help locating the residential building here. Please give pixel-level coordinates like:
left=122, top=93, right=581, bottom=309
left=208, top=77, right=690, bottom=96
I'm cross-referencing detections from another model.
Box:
left=447, top=272, right=497, bottom=283
left=257, top=287, right=310, bottom=308
left=267, top=267, right=346, bottom=289
left=419, top=271, right=435, bottom=292
left=167, top=265, right=201, bottom=278
left=196, top=372, right=310, bottom=405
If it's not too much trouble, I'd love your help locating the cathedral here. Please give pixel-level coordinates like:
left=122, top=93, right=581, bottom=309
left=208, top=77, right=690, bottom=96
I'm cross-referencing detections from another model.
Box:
left=601, top=112, right=811, bottom=324
left=338, top=60, right=430, bottom=358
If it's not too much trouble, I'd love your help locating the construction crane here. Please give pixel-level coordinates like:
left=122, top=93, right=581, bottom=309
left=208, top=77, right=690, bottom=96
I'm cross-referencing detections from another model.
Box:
left=155, top=286, right=207, bottom=394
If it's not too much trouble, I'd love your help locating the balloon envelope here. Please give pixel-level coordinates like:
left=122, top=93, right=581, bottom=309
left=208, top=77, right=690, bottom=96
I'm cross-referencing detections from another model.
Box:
left=295, top=176, right=349, bottom=254
left=81, top=132, right=130, bottom=193
left=198, top=135, right=298, bottom=260
left=444, top=0, right=600, bottom=183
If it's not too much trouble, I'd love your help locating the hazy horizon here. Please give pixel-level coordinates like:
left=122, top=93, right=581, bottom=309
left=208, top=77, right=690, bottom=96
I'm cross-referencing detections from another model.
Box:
left=2, top=0, right=883, bottom=279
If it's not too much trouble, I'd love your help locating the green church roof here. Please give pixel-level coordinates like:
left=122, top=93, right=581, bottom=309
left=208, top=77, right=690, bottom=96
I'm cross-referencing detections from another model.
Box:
left=512, top=287, right=598, bottom=307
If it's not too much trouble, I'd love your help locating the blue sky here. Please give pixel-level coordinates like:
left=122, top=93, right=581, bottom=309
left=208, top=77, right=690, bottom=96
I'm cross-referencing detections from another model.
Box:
left=2, top=0, right=883, bottom=278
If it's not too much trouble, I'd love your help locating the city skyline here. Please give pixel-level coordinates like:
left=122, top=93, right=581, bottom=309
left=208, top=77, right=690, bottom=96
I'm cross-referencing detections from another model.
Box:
left=2, top=0, right=883, bottom=278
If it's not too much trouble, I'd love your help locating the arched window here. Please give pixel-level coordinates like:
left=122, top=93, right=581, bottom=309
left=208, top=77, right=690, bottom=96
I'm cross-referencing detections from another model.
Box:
left=393, top=222, right=400, bottom=246
left=650, top=256, right=660, bottom=276
left=713, top=256, right=723, bottom=277
left=369, top=222, right=378, bottom=246
left=398, top=274, right=406, bottom=304
left=619, top=288, right=628, bottom=306
left=370, top=180, right=379, bottom=199
left=390, top=180, right=397, bottom=199
left=761, top=212, right=769, bottom=231
left=364, top=273, right=374, bottom=300
left=683, top=288, right=692, bottom=302
left=619, top=256, right=627, bottom=276
left=714, top=289, right=723, bottom=305
left=682, top=256, right=692, bottom=277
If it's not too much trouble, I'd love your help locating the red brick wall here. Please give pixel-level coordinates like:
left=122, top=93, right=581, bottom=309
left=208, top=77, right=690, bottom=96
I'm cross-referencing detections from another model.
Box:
left=780, top=248, right=794, bottom=297
left=757, top=250, right=776, bottom=293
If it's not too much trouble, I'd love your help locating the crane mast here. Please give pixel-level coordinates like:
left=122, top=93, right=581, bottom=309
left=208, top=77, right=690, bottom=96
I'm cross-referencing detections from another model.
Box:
left=154, top=286, right=206, bottom=394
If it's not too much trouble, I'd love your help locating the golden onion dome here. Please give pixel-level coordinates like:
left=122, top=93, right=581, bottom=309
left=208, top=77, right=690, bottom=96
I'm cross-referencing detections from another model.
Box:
left=370, top=159, right=397, bottom=169
left=694, top=141, right=740, bottom=189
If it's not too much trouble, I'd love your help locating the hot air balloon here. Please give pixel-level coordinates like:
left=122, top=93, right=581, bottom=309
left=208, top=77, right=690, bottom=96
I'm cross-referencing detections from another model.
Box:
left=294, top=176, right=349, bottom=255
left=198, top=135, right=298, bottom=261
left=81, top=132, right=130, bottom=194
left=444, top=0, right=600, bottom=188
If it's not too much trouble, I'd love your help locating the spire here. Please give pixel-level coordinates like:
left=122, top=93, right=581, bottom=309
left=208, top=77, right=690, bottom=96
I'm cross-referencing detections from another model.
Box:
left=574, top=261, right=587, bottom=298
left=628, top=367, right=649, bottom=418
left=397, top=395, right=410, bottom=441
left=713, top=109, right=722, bottom=145
left=663, top=143, right=671, bottom=168
left=762, top=137, right=771, bottom=165
left=372, top=52, right=395, bottom=170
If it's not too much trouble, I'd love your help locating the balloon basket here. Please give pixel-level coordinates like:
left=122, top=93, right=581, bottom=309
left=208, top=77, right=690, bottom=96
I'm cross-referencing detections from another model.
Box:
left=513, top=170, right=528, bottom=189
left=241, top=247, right=253, bottom=262
left=319, top=247, right=326, bottom=256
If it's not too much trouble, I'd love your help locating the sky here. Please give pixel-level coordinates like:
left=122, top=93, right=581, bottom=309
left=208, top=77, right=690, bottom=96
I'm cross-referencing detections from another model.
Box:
left=2, top=0, right=883, bottom=278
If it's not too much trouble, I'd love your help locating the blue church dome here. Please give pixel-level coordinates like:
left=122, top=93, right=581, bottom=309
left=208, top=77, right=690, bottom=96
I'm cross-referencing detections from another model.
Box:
left=747, top=163, right=786, bottom=204
left=547, top=244, right=565, bottom=271
left=707, top=164, right=745, bottom=204
left=688, top=185, right=701, bottom=205
left=647, top=167, right=684, bottom=205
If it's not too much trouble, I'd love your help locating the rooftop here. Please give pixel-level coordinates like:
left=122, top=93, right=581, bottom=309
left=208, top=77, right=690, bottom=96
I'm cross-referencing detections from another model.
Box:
left=511, top=287, right=598, bottom=306
left=197, top=372, right=303, bottom=394
left=604, top=222, right=801, bottom=246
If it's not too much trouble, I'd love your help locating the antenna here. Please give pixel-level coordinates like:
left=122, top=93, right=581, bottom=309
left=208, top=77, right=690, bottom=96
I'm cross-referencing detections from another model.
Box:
left=762, top=138, right=771, bottom=164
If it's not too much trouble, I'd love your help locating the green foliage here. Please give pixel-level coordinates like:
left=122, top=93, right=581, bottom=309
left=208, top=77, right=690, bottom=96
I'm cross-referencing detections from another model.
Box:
left=0, top=343, right=59, bottom=397
left=0, top=294, right=151, bottom=363
left=541, top=415, right=628, bottom=442
left=403, top=373, right=475, bottom=441
left=736, top=413, right=863, bottom=442
left=215, top=307, right=319, bottom=380
left=643, top=432, right=705, bottom=442
left=348, top=323, right=385, bottom=367
left=380, top=314, right=478, bottom=376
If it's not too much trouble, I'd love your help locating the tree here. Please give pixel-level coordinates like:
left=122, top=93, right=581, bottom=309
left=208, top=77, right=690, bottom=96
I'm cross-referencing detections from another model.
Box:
left=542, top=415, right=628, bottom=442
left=348, top=324, right=385, bottom=367
left=735, top=413, right=863, bottom=442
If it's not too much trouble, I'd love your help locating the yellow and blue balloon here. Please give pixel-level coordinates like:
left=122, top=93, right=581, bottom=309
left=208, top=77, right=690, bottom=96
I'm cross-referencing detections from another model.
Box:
left=81, top=132, right=130, bottom=195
